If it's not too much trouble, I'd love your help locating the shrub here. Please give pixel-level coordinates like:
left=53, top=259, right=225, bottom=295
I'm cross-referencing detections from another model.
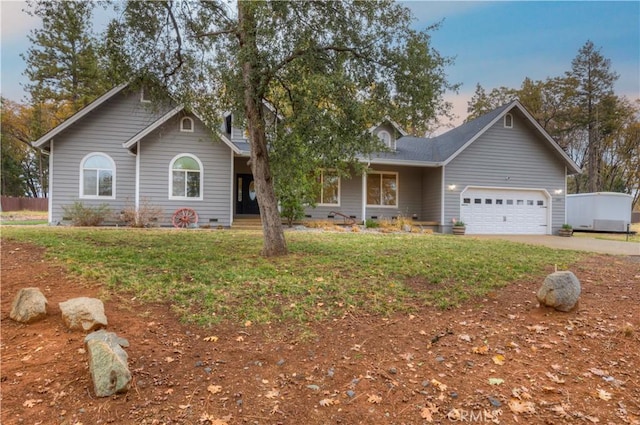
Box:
left=62, top=202, right=111, bottom=226
left=365, top=219, right=380, bottom=228
left=121, top=199, right=163, bottom=228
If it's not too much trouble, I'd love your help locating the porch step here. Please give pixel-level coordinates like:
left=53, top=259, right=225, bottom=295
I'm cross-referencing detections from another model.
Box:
left=232, top=216, right=262, bottom=230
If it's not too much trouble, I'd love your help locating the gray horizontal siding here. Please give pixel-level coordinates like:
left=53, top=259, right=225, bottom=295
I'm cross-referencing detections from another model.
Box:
left=421, top=167, right=441, bottom=222
left=50, top=91, right=176, bottom=224
left=443, top=109, right=567, bottom=233
left=139, top=114, right=233, bottom=226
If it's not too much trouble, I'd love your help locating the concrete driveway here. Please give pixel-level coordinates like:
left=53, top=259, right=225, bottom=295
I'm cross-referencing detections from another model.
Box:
left=472, top=234, right=640, bottom=256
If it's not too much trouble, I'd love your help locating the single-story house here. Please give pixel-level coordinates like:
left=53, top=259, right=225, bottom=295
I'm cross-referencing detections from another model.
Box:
left=33, top=84, right=581, bottom=234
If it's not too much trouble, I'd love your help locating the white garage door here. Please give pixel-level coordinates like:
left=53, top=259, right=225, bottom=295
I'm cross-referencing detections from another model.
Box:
left=460, top=188, right=549, bottom=234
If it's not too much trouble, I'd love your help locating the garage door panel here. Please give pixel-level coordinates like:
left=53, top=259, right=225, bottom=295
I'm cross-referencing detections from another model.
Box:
left=460, top=188, right=548, bottom=235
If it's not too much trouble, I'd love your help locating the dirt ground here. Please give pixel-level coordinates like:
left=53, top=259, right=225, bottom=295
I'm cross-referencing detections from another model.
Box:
left=1, top=240, right=639, bottom=425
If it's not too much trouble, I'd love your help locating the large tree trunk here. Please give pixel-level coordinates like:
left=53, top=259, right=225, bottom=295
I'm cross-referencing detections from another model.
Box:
left=238, top=2, right=287, bottom=257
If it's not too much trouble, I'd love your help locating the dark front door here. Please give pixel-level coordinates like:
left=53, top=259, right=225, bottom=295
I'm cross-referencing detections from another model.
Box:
left=236, top=174, right=260, bottom=214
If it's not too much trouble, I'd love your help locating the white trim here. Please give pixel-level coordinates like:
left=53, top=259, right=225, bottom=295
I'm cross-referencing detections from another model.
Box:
left=48, top=140, right=54, bottom=224
left=33, top=84, right=128, bottom=148
left=367, top=117, right=409, bottom=136
left=180, top=116, right=194, bottom=132
left=79, top=152, right=116, bottom=199
left=363, top=158, right=443, bottom=167
left=168, top=153, right=204, bottom=200
left=365, top=170, right=399, bottom=208
left=440, top=166, right=446, bottom=228
left=135, top=142, right=141, bottom=210
left=361, top=173, right=367, bottom=222
left=229, top=151, right=234, bottom=226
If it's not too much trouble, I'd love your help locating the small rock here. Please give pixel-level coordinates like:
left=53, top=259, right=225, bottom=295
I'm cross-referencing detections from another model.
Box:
left=276, top=359, right=285, bottom=366
left=204, top=367, right=212, bottom=374
left=10, top=288, right=48, bottom=323
left=450, top=392, right=458, bottom=399
left=59, top=297, right=107, bottom=331
left=351, top=378, right=360, bottom=385
left=346, top=390, right=356, bottom=398
left=422, top=380, right=430, bottom=387
left=435, top=356, right=445, bottom=362
left=388, top=367, right=397, bottom=375
left=195, top=361, right=204, bottom=367
left=488, top=396, right=502, bottom=407
left=306, top=384, right=320, bottom=391
left=84, top=330, right=131, bottom=397
left=537, top=271, right=581, bottom=312
left=327, top=368, right=335, bottom=378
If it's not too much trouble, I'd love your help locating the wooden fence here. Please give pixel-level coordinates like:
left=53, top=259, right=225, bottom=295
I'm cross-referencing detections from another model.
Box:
left=1, top=196, right=48, bottom=212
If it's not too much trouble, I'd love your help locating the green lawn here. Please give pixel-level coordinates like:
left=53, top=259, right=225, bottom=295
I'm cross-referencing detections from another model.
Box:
left=2, top=227, right=583, bottom=325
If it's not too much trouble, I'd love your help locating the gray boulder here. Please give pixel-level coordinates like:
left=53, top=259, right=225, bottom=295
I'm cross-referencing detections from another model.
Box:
left=10, top=287, right=48, bottom=323
left=537, top=271, right=581, bottom=312
left=59, top=297, right=108, bottom=331
left=85, top=330, right=131, bottom=397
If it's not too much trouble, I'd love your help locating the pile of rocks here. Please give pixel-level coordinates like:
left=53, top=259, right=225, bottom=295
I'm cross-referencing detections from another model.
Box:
left=9, top=288, right=131, bottom=397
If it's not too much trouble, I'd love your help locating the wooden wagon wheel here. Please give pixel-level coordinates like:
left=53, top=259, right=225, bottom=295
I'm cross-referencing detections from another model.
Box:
left=172, top=208, right=198, bottom=228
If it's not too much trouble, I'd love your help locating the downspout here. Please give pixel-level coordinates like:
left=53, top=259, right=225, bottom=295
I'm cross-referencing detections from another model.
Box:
left=135, top=141, right=141, bottom=213
left=48, top=140, right=54, bottom=225
left=440, top=166, right=446, bottom=233
left=361, top=165, right=368, bottom=224
left=230, top=151, right=234, bottom=227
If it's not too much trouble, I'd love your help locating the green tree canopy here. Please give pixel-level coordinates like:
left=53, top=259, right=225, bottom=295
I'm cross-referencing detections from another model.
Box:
left=113, top=0, right=457, bottom=256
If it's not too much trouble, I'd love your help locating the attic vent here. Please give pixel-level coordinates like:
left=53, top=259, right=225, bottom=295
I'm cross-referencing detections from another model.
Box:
left=504, top=113, right=513, bottom=128
left=378, top=130, right=395, bottom=150
left=180, top=117, right=194, bottom=132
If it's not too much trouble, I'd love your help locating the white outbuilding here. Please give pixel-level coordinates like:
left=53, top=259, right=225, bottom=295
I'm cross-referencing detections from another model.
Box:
left=566, top=192, right=633, bottom=232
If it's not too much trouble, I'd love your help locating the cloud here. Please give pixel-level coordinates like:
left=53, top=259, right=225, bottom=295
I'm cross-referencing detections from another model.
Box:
left=0, top=1, right=39, bottom=40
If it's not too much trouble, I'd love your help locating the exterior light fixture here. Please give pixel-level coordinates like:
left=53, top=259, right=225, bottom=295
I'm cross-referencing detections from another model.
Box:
left=448, top=184, right=457, bottom=191
left=554, top=189, right=563, bottom=194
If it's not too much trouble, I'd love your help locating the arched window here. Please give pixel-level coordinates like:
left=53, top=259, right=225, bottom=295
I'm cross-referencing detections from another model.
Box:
left=504, top=113, right=513, bottom=128
left=378, top=130, right=391, bottom=148
left=169, top=154, right=203, bottom=199
left=180, top=117, right=194, bottom=132
left=80, top=153, right=115, bottom=198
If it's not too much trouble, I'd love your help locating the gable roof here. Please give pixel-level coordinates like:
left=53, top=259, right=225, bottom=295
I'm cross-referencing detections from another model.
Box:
left=368, top=100, right=581, bottom=174
left=32, top=83, right=129, bottom=150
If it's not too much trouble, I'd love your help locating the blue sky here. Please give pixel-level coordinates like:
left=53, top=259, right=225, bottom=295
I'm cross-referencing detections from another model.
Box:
left=1, top=1, right=638, bottom=128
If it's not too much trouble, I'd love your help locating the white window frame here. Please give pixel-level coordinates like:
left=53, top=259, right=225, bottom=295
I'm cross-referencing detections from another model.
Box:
left=180, top=117, right=194, bottom=132
left=169, top=153, right=203, bottom=200
left=504, top=113, right=513, bottom=128
left=378, top=130, right=395, bottom=150
left=317, top=170, right=341, bottom=206
left=79, top=152, right=116, bottom=199
left=366, top=171, right=399, bottom=207
left=140, top=88, right=151, bottom=103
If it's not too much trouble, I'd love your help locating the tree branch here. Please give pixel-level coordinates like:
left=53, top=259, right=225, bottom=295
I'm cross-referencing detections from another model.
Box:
left=162, top=2, right=184, bottom=79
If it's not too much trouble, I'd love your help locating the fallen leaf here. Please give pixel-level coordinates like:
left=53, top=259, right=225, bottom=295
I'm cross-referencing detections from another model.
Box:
left=492, top=354, right=505, bottom=365
left=526, top=325, right=548, bottom=334
left=589, top=368, right=608, bottom=377
left=319, top=398, right=338, bottom=407
left=179, top=404, right=191, bottom=409
left=270, top=404, right=283, bottom=415
left=430, top=378, right=448, bottom=391
left=235, top=336, right=245, bottom=342
left=420, top=403, right=438, bottom=422
left=165, top=356, right=175, bottom=363
left=488, top=378, right=504, bottom=386
left=550, top=404, right=571, bottom=418
left=208, top=385, right=222, bottom=395
left=508, top=399, right=536, bottom=414
left=265, top=389, right=280, bottom=399
left=596, top=388, right=612, bottom=401
left=204, top=336, right=219, bottom=342
left=472, top=345, right=489, bottom=355
left=458, top=334, right=472, bottom=342
left=23, top=399, right=42, bottom=408
left=545, top=372, right=565, bottom=384
left=367, top=394, right=382, bottom=404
